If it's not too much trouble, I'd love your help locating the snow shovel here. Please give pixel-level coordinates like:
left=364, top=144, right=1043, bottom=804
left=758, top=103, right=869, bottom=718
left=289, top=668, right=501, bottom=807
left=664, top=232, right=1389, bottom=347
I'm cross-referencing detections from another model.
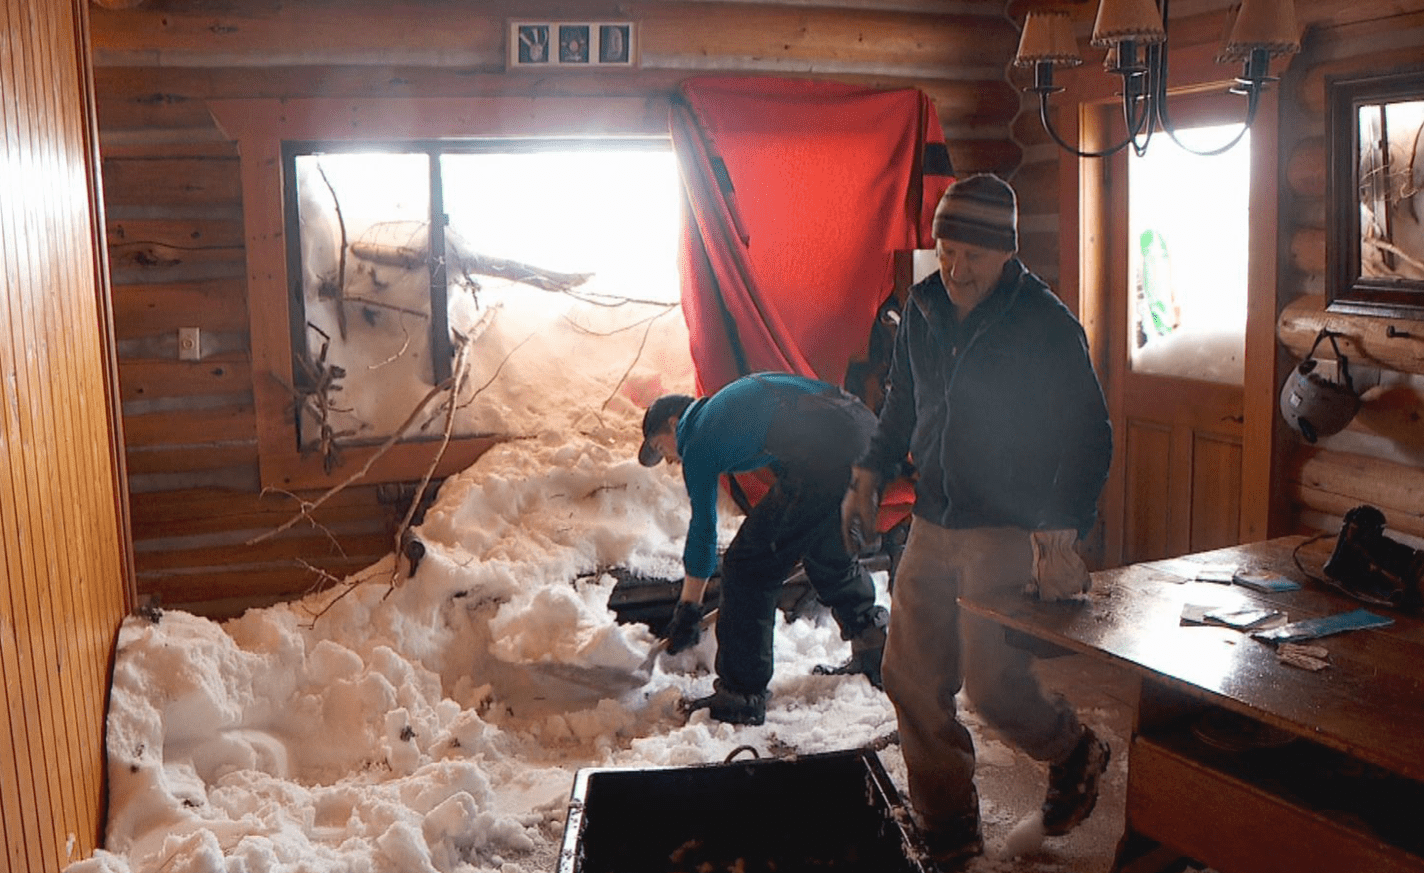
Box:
left=529, top=609, right=719, bottom=694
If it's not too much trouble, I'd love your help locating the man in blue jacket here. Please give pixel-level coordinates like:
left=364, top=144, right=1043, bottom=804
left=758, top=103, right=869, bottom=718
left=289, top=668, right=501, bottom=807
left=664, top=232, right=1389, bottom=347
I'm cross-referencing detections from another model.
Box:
left=637, top=372, right=888, bottom=725
left=842, top=174, right=1114, bottom=869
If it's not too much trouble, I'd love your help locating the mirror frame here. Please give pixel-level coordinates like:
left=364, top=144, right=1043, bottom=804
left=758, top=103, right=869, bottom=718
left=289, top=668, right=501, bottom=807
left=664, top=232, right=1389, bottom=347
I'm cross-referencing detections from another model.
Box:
left=1326, top=65, right=1424, bottom=319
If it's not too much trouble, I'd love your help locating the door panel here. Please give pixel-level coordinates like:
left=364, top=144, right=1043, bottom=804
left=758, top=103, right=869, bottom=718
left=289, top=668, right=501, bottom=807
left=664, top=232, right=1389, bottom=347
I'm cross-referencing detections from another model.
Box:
left=1190, top=432, right=1244, bottom=553
left=1124, top=420, right=1173, bottom=561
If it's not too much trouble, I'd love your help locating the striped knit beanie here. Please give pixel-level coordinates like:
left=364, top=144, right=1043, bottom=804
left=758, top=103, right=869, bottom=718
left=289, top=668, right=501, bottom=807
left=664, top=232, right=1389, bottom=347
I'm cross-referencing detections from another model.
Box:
left=932, top=173, right=1018, bottom=252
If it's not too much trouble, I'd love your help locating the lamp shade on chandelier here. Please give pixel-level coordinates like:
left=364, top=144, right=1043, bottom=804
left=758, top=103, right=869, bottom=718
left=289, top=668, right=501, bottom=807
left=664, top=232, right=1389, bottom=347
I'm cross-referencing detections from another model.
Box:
left=1014, top=0, right=1300, bottom=158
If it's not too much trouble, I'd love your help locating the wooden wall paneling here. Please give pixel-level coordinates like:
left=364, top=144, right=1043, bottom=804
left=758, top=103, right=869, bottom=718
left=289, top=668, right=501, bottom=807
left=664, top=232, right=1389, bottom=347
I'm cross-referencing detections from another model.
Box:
left=1, top=0, right=131, bottom=866
left=3, top=3, right=74, bottom=862
left=32, top=2, right=97, bottom=841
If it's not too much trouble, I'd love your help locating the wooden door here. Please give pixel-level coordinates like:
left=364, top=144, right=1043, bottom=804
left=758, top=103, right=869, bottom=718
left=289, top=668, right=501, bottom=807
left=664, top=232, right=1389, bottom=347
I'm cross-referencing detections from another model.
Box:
left=1076, top=74, right=1282, bottom=568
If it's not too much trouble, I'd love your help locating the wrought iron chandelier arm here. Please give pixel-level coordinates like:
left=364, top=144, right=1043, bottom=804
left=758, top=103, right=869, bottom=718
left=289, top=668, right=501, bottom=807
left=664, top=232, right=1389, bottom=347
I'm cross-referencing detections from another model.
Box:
left=1154, top=83, right=1261, bottom=157
left=1036, top=90, right=1137, bottom=159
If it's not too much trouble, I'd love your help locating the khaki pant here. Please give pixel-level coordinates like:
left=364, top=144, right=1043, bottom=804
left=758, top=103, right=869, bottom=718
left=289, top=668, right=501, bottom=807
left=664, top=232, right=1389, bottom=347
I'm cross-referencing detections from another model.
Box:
left=882, top=520, right=1081, bottom=832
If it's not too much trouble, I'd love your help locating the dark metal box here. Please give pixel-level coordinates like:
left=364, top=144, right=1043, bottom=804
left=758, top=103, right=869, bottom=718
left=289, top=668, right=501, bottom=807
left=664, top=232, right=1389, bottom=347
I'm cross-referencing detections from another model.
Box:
left=557, top=747, right=929, bottom=873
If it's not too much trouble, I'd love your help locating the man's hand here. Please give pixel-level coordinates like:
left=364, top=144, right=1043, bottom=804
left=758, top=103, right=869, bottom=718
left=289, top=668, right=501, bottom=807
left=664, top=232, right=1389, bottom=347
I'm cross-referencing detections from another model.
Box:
left=841, top=467, right=882, bottom=555
left=662, top=601, right=704, bottom=654
left=1027, top=529, right=1091, bottom=600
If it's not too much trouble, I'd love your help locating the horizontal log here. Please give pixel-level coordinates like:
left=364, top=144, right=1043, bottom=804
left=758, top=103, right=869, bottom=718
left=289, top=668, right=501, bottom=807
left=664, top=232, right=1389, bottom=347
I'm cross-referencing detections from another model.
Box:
left=1298, top=18, right=1424, bottom=116
left=129, top=484, right=384, bottom=532
left=125, top=442, right=259, bottom=475
left=1277, top=294, right=1424, bottom=376
left=109, top=242, right=246, bottom=282
left=1011, top=158, right=1057, bottom=204
left=123, top=405, right=257, bottom=448
left=1289, top=227, right=1326, bottom=276
left=99, top=134, right=237, bottom=159
left=134, top=530, right=393, bottom=573
left=108, top=216, right=245, bottom=250
left=129, top=464, right=262, bottom=494
left=137, top=555, right=387, bottom=607
left=1284, top=138, right=1324, bottom=200
left=90, top=2, right=1016, bottom=79
left=945, top=139, right=1022, bottom=176
left=93, top=64, right=1018, bottom=135
left=1287, top=447, right=1424, bottom=533
left=131, top=500, right=382, bottom=541
left=119, top=358, right=253, bottom=401
left=1292, top=483, right=1424, bottom=542
left=111, top=280, right=248, bottom=340
left=101, top=156, right=242, bottom=207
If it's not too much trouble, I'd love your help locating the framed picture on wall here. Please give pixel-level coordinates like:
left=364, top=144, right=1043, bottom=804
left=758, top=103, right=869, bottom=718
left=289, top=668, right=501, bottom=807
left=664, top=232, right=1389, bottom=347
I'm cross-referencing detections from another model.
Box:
left=1326, top=64, right=1424, bottom=319
left=508, top=21, right=637, bottom=70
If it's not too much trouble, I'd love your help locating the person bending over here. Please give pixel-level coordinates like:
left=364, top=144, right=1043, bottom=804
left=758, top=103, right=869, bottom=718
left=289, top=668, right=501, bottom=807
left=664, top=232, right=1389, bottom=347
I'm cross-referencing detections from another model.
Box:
left=638, top=372, right=888, bottom=725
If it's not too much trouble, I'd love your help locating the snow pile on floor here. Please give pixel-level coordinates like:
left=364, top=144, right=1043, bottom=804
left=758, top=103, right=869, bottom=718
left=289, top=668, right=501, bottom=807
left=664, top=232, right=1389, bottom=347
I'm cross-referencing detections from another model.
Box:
left=71, top=424, right=898, bottom=873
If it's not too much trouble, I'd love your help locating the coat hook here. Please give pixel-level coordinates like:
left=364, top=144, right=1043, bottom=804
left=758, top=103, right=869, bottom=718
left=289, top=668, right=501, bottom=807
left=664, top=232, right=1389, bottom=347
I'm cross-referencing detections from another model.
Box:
left=1386, top=325, right=1414, bottom=339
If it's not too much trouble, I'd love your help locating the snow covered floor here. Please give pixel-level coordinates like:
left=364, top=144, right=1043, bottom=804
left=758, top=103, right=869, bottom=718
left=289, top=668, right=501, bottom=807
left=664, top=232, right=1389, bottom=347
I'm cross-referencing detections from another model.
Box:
left=69, top=421, right=1135, bottom=873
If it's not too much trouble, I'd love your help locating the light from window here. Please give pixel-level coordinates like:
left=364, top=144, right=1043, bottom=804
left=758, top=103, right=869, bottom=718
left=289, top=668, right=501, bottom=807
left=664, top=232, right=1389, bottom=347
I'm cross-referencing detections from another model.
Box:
left=288, top=144, right=685, bottom=456
left=1127, top=123, right=1250, bottom=386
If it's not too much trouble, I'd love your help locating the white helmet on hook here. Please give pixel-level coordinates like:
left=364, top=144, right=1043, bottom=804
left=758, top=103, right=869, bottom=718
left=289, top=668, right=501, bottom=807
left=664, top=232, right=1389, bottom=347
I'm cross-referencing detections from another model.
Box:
left=1279, top=329, right=1361, bottom=443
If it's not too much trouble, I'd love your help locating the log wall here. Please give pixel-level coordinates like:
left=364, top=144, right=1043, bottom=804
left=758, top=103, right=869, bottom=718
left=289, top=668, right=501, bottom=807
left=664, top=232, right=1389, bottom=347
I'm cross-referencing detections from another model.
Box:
left=1, top=0, right=133, bottom=869
left=1275, top=6, right=1424, bottom=539
left=88, top=0, right=1025, bottom=615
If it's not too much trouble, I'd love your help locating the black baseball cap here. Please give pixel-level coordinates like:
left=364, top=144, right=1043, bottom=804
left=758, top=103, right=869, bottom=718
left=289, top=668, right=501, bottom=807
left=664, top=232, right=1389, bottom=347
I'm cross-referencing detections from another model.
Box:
left=638, top=394, right=694, bottom=466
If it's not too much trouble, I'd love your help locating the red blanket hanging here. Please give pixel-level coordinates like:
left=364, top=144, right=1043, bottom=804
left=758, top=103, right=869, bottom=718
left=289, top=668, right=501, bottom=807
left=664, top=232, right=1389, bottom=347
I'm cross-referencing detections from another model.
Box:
left=671, top=76, right=953, bottom=529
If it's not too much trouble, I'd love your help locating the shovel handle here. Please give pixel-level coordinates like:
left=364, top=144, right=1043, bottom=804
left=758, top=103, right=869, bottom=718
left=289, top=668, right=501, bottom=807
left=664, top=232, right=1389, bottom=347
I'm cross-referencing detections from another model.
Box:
left=641, top=607, right=719, bottom=671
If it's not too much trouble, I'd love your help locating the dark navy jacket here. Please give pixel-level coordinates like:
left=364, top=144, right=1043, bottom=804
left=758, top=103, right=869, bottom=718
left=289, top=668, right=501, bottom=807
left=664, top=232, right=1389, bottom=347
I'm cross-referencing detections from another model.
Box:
left=859, top=258, right=1112, bottom=538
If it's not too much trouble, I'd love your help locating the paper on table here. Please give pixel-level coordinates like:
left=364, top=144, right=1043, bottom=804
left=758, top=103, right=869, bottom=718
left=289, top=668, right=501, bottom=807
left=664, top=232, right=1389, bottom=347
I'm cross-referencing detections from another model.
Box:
left=1193, top=563, right=1237, bottom=584
left=1251, top=608, right=1394, bottom=644
left=1232, top=570, right=1302, bottom=593
left=1203, top=605, right=1288, bottom=631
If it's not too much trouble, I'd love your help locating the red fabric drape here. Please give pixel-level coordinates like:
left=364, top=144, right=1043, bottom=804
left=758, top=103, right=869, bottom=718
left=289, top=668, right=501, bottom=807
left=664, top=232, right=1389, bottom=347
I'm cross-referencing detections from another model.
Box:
left=671, top=76, right=952, bottom=529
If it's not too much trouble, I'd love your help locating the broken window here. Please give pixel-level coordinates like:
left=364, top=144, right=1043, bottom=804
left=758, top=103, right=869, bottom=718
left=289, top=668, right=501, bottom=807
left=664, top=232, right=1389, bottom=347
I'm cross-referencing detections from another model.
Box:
left=283, top=141, right=683, bottom=467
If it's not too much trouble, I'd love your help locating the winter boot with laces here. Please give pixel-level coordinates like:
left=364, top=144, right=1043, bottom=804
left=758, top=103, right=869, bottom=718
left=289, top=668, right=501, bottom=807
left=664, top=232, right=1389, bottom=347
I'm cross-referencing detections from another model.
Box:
left=1042, top=726, right=1111, bottom=835
left=680, top=679, right=767, bottom=725
left=814, top=605, right=888, bottom=688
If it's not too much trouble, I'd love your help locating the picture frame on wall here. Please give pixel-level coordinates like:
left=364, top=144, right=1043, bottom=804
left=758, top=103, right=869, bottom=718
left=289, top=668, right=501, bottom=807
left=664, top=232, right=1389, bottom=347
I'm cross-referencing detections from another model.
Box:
left=508, top=21, right=637, bottom=69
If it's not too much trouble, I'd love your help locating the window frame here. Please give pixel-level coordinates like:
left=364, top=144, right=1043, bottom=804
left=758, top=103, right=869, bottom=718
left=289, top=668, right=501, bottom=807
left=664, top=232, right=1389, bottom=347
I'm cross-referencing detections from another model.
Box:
left=208, top=98, right=670, bottom=491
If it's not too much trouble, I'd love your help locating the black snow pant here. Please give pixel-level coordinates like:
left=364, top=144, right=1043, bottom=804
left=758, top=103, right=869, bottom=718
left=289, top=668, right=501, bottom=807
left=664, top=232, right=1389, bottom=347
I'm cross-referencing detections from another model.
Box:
left=714, top=388, right=881, bottom=697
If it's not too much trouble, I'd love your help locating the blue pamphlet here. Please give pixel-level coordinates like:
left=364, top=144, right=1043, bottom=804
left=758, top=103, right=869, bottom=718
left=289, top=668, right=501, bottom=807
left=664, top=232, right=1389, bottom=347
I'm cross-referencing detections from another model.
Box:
left=1251, top=608, right=1394, bottom=644
left=1232, top=570, right=1302, bottom=593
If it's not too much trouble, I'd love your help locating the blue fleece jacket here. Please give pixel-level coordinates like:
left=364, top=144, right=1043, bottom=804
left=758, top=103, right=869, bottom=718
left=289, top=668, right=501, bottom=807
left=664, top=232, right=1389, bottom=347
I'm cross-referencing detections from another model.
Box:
left=675, top=372, right=836, bottom=578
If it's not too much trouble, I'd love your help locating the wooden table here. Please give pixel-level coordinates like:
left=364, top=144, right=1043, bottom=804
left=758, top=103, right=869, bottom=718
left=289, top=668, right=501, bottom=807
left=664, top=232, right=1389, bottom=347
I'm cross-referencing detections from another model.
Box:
left=958, top=535, right=1424, bottom=873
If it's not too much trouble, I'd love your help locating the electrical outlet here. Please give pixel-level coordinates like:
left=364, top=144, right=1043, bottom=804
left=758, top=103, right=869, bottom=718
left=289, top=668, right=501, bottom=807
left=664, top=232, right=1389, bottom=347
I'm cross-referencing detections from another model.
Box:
left=178, top=327, right=201, bottom=361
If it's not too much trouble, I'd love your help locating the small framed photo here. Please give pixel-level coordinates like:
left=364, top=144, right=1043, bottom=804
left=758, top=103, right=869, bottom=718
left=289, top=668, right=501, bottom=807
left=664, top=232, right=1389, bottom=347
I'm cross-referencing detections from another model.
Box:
left=599, top=24, right=632, bottom=64
left=514, top=24, right=550, bottom=65
left=508, top=21, right=637, bottom=70
left=558, top=24, right=590, bottom=64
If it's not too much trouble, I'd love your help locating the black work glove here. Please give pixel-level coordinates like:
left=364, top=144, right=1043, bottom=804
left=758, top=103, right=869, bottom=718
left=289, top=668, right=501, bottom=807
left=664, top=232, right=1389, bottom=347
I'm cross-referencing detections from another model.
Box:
left=662, top=601, right=704, bottom=655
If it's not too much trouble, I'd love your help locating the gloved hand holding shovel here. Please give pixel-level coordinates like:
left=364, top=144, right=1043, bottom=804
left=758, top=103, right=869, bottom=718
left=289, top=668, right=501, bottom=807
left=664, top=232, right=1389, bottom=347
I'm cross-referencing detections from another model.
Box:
left=661, top=600, right=705, bottom=654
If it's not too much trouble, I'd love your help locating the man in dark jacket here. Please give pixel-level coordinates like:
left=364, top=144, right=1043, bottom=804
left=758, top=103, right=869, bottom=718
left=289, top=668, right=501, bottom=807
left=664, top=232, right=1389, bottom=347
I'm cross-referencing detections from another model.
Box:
left=842, top=174, right=1113, bottom=869
left=638, top=372, right=888, bottom=725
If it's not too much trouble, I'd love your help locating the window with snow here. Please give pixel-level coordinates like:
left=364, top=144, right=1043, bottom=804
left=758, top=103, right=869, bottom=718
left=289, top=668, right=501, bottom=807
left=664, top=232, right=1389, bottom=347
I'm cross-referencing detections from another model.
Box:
left=284, top=141, right=685, bottom=467
left=1126, top=122, right=1251, bottom=386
